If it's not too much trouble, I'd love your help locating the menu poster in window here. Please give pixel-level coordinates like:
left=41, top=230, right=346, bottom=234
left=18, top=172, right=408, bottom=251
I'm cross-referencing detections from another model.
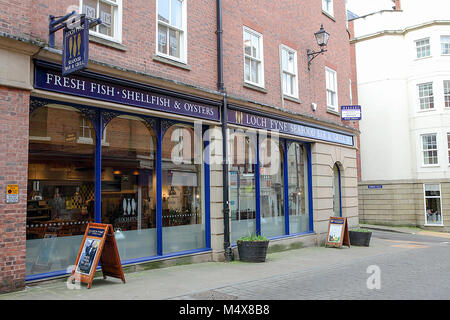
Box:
left=72, top=223, right=125, bottom=289
left=325, top=217, right=350, bottom=248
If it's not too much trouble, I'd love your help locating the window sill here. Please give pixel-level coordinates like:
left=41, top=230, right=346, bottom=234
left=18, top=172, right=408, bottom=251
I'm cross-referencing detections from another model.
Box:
left=283, top=95, right=301, bottom=104
left=417, top=108, right=436, bottom=113
left=322, top=10, right=336, bottom=22
left=152, top=54, right=191, bottom=71
left=89, top=34, right=127, bottom=51
left=424, top=223, right=444, bottom=227
left=243, top=82, right=267, bottom=93
left=326, top=108, right=340, bottom=116
left=421, top=164, right=440, bottom=168
left=414, top=55, right=432, bottom=61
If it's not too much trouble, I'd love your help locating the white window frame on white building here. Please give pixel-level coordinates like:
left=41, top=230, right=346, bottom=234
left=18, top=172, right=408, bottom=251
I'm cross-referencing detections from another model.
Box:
left=156, top=0, right=188, bottom=64
left=280, top=45, right=298, bottom=99
left=243, top=26, right=265, bottom=88
left=417, top=82, right=434, bottom=110
left=415, top=38, right=431, bottom=59
left=322, top=0, right=334, bottom=17
left=325, top=67, right=338, bottom=112
left=421, top=133, right=439, bottom=166
left=447, top=132, right=450, bottom=165
left=80, top=0, right=123, bottom=43
left=423, top=184, right=443, bottom=226
left=441, top=35, right=450, bottom=55
left=444, top=80, right=450, bottom=108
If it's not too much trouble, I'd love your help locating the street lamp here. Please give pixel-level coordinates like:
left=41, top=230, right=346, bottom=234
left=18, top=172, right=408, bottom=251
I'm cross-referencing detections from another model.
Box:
left=307, top=24, right=330, bottom=70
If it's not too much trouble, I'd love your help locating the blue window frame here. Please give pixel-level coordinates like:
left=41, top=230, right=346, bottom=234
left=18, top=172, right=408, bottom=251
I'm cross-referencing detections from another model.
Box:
left=230, top=131, right=314, bottom=244
left=26, top=98, right=212, bottom=281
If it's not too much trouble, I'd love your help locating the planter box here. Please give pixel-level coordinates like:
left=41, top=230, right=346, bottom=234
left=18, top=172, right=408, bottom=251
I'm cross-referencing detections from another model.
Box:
left=349, top=231, right=372, bottom=246
left=237, top=240, right=269, bottom=262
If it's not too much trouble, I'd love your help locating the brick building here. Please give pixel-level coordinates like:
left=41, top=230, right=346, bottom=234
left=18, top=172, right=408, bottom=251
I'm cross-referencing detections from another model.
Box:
left=0, top=0, right=359, bottom=293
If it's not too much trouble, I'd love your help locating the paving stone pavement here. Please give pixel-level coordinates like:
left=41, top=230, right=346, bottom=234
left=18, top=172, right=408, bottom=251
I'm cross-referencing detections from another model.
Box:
left=172, top=241, right=450, bottom=300
left=2, top=231, right=450, bottom=300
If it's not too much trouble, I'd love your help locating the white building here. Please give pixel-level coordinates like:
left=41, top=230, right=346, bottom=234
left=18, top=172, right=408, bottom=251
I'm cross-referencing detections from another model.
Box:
left=352, top=0, right=450, bottom=230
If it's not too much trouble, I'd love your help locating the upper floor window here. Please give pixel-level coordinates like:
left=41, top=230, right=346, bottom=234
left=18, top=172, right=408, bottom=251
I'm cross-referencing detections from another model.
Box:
left=322, top=0, right=334, bottom=17
left=418, top=82, right=434, bottom=110
left=157, top=0, right=187, bottom=62
left=415, top=38, right=430, bottom=58
left=81, top=0, right=122, bottom=42
left=441, top=36, right=450, bottom=55
left=421, top=133, right=438, bottom=165
left=325, top=67, right=338, bottom=112
left=243, top=27, right=264, bottom=88
left=444, top=81, right=450, bottom=108
left=281, top=45, right=298, bottom=98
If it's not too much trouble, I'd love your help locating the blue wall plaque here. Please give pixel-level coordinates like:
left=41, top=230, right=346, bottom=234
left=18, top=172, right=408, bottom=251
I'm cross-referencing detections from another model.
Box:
left=341, top=105, right=362, bottom=121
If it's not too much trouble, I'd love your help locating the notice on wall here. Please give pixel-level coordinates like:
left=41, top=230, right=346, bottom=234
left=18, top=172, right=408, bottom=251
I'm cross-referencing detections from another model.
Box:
left=71, top=223, right=125, bottom=289
left=6, top=184, right=19, bottom=203
left=325, top=217, right=350, bottom=248
left=341, top=105, right=362, bottom=121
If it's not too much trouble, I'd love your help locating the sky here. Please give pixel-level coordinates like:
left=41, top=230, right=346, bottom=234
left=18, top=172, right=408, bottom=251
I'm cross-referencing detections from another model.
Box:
left=347, top=0, right=394, bottom=16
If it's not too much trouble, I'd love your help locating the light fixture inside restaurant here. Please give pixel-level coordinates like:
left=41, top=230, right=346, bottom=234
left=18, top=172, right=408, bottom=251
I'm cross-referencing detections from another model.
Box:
left=306, top=24, right=330, bottom=70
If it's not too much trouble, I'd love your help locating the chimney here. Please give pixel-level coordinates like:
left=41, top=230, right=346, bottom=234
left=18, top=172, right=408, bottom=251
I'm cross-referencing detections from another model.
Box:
left=392, top=0, right=401, bottom=10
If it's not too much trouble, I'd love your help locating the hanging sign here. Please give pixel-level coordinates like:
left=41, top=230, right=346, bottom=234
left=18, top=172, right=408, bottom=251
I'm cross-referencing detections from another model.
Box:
left=62, top=17, right=89, bottom=76
left=341, top=105, right=362, bottom=121
left=325, top=217, right=350, bottom=248
left=6, top=184, right=19, bottom=203
left=71, top=223, right=125, bottom=289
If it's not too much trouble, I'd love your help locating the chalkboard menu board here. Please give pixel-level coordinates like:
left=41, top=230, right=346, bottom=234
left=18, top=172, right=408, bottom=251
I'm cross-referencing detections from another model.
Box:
left=71, top=223, right=125, bottom=289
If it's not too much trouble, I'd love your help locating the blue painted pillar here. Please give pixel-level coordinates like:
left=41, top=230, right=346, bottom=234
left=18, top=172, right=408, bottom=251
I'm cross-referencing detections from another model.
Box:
left=94, top=112, right=103, bottom=223
left=255, top=133, right=261, bottom=236
left=306, top=143, right=314, bottom=232
left=156, top=120, right=163, bottom=255
left=203, top=125, right=211, bottom=249
left=283, top=140, right=289, bottom=235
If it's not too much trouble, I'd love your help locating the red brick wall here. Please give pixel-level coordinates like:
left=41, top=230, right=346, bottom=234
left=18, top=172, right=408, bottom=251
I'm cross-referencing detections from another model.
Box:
left=0, top=86, right=29, bottom=293
left=21, top=0, right=218, bottom=92
left=222, top=0, right=356, bottom=126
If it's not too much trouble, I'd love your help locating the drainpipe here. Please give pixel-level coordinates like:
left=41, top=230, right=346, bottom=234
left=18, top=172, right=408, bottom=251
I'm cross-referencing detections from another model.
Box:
left=216, top=0, right=232, bottom=261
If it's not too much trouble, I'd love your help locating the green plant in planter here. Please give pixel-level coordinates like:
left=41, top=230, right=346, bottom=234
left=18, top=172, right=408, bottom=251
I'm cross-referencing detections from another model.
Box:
left=350, top=228, right=371, bottom=233
left=237, top=234, right=269, bottom=242
left=349, top=227, right=372, bottom=246
left=236, top=233, right=269, bottom=262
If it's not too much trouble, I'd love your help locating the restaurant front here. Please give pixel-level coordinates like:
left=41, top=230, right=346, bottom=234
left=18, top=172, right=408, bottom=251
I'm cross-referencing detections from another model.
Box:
left=24, top=59, right=358, bottom=282
left=26, top=60, right=220, bottom=280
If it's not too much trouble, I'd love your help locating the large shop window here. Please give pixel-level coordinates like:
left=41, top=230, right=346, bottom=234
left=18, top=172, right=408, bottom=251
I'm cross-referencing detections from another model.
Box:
left=229, top=130, right=257, bottom=243
left=101, top=115, right=157, bottom=261
left=260, top=137, right=285, bottom=238
left=287, top=143, right=309, bottom=234
left=162, top=124, right=205, bottom=254
left=27, top=105, right=96, bottom=276
left=228, top=131, right=312, bottom=243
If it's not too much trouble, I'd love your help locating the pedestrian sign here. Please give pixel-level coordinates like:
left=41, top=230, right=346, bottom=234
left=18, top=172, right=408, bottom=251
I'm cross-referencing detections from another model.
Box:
left=71, top=223, right=125, bottom=289
left=325, top=217, right=350, bottom=248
